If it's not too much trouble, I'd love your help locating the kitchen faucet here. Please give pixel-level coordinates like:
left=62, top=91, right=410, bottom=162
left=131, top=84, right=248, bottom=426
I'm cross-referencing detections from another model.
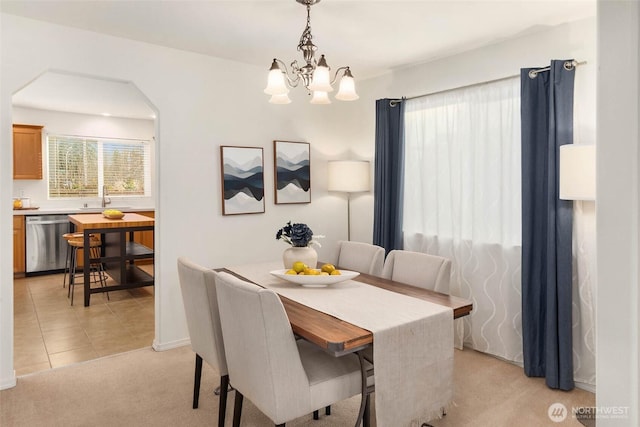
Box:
left=102, top=185, right=111, bottom=208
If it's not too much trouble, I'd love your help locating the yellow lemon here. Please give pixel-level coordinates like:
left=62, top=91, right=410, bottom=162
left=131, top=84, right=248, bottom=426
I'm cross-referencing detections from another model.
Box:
left=330, top=270, right=341, bottom=275
left=292, top=261, right=307, bottom=274
left=285, top=269, right=297, bottom=275
left=321, top=263, right=336, bottom=274
left=320, top=272, right=329, bottom=276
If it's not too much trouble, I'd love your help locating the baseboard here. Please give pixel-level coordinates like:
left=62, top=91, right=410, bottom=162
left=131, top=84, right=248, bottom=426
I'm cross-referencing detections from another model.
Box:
left=0, top=371, right=17, bottom=390
left=575, top=381, right=596, bottom=394
left=152, top=337, right=190, bottom=352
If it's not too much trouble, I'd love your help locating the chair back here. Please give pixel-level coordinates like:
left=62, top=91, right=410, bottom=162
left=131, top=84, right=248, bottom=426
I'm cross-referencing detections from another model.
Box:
left=336, top=240, right=385, bottom=277
left=214, top=272, right=311, bottom=421
left=177, top=257, right=227, bottom=375
left=382, top=250, right=451, bottom=293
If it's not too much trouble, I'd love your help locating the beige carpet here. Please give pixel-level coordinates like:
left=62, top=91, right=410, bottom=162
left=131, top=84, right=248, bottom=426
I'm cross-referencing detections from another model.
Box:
left=1, top=345, right=594, bottom=426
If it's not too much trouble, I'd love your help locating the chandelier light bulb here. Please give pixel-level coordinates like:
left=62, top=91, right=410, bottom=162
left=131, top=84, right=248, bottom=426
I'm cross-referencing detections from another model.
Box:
left=264, top=60, right=289, bottom=95
left=310, top=91, right=331, bottom=105
left=335, top=69, right=359, bottom=101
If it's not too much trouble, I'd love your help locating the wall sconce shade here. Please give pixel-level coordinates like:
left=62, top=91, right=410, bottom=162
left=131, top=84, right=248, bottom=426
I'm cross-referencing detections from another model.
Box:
left=328, top=160, right=370, bottom=193
left=559, top=144, right=595, bottom=201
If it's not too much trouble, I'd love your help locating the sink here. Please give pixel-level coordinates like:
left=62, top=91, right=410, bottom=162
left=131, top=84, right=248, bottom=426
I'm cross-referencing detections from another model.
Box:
left=78, top=206, right=131, bottom=213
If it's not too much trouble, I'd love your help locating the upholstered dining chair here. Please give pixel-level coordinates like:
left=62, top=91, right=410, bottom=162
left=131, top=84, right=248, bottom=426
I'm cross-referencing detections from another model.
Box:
left=335, top=240, right=385, bottom=277
left=214, top=271, right=371, bottom=427
left=382, top=250, right=452, bottom=294
left=382, top=249, right=462, bottom=352
left=177, top=257, right=229, bottom=427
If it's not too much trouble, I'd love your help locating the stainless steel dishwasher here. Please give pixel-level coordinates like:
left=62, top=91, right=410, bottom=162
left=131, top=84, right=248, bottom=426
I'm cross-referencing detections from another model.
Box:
left=25, top=215, right=70, bottom=274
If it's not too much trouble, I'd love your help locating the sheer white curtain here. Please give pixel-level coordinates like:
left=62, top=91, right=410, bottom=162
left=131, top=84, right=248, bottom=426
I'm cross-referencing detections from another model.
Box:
left=402, top=76, right=596, bottom=388
left=403, top=77, right=524, bottom=362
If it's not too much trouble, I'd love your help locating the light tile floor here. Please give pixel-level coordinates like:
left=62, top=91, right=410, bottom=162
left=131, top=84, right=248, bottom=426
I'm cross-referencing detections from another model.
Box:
left=13, top=267, right=154, bottom=376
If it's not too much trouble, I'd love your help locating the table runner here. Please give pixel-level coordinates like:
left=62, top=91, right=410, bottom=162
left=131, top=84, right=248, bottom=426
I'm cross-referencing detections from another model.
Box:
left=228, top=261, right=453, bottom=427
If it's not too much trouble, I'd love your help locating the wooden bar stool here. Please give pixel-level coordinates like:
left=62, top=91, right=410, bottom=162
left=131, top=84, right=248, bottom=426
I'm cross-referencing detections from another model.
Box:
left=66, top=235, right=109, bottom=305
left=62, top=232, right=83, bottom=289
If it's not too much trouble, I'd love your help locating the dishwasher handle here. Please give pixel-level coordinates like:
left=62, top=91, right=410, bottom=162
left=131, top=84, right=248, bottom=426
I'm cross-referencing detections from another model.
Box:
left=26, top=219, right=70, bottom=225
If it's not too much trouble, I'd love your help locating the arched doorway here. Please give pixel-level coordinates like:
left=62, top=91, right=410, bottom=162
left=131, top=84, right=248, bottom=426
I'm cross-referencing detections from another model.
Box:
left=12, top=70, right=158, bottom=376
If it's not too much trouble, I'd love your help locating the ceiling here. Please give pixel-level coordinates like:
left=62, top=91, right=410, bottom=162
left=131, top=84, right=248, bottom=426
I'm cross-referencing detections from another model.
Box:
left=3, top=0, right=596, bottom=119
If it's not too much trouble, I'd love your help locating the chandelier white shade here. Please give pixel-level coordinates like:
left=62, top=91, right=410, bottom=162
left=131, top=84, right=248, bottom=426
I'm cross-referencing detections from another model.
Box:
left=310, top=90, right=330, bottom=105
left=264, top=0, right=358, bottom=104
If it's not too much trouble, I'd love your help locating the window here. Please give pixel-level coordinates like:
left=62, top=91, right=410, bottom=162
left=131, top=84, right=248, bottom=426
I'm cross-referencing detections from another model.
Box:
left=403, top=77, right=521, bottom=247
left=47, top=135, right=151, bottom=198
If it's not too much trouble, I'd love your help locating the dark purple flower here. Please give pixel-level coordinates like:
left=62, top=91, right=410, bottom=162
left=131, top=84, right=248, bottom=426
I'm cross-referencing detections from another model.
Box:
left=276, top=220, right=314, bottom=247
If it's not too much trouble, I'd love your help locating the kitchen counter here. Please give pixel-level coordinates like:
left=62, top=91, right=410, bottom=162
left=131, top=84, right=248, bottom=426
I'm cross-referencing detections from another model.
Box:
left=13, top=207, right=155, bottom=216
left=69, top=213, right=155, bottom=306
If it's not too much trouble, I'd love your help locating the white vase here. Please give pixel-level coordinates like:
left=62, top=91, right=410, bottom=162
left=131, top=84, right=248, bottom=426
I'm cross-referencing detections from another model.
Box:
left=282, top=246, right=318, bottom=270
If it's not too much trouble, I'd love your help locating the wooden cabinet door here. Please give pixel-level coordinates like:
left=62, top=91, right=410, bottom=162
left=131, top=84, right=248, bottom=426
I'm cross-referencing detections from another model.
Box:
left=13, top=124, right=43, bottom=180
left=13, top=216, right=25, bottom=275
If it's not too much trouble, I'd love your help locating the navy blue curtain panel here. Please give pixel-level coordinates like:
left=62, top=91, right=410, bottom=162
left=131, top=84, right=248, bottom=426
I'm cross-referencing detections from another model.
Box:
left=373, top=98, right=405, bottom=255
left=521, top=60, right=575, bottom=391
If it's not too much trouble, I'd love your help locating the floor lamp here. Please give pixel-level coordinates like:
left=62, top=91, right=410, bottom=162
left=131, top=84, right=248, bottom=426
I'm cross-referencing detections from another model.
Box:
left=328, top=160, right=371, bottom=241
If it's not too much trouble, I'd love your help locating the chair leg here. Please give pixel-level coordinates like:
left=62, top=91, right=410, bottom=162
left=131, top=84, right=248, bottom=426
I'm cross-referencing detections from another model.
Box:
left=313, top=410, right=319, bottom=420
left=276, top=424, right=285, bottom=427
left=193, top=354, right=203, bottom=409
left=218, top=374, right=229, bottom=427
left=232, top=391, right=243, bottom=427
left=363, top=394, right=371, bottom=427
left=326, top=406, right=331, bottom=416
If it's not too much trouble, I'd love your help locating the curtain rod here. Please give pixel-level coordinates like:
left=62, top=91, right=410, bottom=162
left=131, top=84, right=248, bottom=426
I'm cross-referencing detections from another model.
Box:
left=389, top=60, right=586, bottom=106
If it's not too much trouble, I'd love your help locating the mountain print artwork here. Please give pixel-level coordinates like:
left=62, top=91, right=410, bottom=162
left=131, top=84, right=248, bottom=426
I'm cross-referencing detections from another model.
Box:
left=274, top=140, right=311, bottom=204
left=220, top=146, right=265, bottom=215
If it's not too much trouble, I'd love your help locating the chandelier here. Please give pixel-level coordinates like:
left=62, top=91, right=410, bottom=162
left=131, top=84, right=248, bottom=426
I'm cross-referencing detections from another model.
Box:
left=264, top=0, right=359, bottom=105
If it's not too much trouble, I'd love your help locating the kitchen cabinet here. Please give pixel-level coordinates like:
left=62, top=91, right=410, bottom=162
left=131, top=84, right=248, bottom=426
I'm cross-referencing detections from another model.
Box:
left=13, top=215, right=25, bottom=276
left=13, top=124, right=44, bottom=180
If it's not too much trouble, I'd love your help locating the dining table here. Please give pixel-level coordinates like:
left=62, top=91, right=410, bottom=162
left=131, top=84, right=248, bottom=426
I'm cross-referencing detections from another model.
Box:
left=221, top=261, right=473, bottom=427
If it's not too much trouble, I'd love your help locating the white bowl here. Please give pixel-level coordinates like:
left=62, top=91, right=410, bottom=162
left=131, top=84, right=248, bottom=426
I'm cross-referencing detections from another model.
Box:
left=270, top=269, right=360, bottom=287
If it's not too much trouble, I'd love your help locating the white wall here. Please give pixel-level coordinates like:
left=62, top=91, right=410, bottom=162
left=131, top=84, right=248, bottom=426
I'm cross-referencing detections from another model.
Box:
left=0, top=14, right=356, bottom=388
left=597, top=1, right=640, bottom=425
left=12, top=106, right=156, bottom=210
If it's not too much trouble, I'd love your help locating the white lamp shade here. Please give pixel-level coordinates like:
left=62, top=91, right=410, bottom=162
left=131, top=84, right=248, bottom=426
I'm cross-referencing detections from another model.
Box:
left=269, top=93, right=292, bottom=104
left=308, top=65, right=334, bottom=92
left=559, top=144, right=595, bottom=200
left=310, top=91, right=331, bottom=105
left=264, top=68, right=289, bottom=95
left=328, top=160, right=370, bottom=192
left=335, top=74, right=359, bottom=101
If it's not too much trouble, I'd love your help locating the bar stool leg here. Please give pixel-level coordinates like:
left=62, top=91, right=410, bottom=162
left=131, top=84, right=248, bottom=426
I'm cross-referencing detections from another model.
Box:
left=63, top=242, right=70, bottom=289
left=69, top=246, right=77, bottom=306
left=90, top=246, right=109, bottom=301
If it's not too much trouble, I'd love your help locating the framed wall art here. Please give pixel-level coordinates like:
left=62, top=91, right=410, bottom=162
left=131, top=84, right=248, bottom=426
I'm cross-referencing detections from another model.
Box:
left=220, top=146, right=265, bottom=215
left=273, top=140, right=311, bottom=204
